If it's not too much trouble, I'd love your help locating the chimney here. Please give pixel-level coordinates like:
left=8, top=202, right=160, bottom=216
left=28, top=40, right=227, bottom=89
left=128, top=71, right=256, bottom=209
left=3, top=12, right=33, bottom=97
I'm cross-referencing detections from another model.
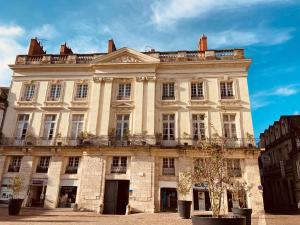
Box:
left=28, top=38, right=46, bottom=56
left=60, top=42, right=73, bottom=55
left=108, top=39, right=116, bottom=53
left=199, top=34, right=208, bottom=51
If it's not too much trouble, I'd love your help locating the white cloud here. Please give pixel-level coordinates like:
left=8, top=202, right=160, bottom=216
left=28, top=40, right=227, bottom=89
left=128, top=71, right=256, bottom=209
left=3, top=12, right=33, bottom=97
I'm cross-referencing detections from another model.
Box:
left=251, top=84, right=299, bottom=110
left=30, top=24, right=58, bottom=40
left=0, top=25, right=27, bottom=87
left=293, top=111, right=300, bottom=115
left=152, top=0, right=293, bottom=27
left=208, top=28, right=293, bottom=48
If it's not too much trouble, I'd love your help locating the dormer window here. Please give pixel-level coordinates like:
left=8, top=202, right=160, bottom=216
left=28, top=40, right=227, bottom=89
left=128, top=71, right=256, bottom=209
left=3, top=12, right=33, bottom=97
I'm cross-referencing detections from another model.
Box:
left=117, top=83, right=131, bottom=100
left=191, top=82, right=204, bottom=99
left=162, top=83, right=175, bottom=100
left=48, top=84, right=61, bottom=101
left=75, top=84, right=88, bottom=100
left=220, top=81, right=234, bottom=99
left=22, top=84, right=36, bottom=101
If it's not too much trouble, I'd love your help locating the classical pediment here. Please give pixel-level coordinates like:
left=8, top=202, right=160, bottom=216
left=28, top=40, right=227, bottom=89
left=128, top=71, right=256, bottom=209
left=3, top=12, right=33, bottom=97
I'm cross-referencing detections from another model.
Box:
left=91, top=47, right=160, bottom=64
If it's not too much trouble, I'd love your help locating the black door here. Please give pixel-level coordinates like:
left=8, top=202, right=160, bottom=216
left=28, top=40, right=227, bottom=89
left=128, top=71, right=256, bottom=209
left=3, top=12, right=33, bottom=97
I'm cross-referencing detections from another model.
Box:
left=161, top=188, right=177, bottom=211
left=227, top=191, right=233, bottom=212
left=103, top=180, right=129, bottom=214
left=193, top=189, right=199, bottom=210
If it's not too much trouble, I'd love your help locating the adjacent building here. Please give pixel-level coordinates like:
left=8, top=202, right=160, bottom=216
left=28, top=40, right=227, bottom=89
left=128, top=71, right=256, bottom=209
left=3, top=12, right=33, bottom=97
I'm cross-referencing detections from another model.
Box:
left=0, top=87, right=9, bottom=133
left=0, top=36, right=264, bottom=215
left=259, top=115, right=300, bottom=213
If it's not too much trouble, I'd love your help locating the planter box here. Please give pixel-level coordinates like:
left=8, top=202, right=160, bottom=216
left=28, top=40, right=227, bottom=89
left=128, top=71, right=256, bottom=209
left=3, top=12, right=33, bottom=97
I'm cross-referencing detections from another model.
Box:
left=192, top=215, right=245, bottom=225
left=8, top=199, right=24, bottom=216
left=178, top=200, right=191, bottom=219
left=232, top=208, right=252, bottom=225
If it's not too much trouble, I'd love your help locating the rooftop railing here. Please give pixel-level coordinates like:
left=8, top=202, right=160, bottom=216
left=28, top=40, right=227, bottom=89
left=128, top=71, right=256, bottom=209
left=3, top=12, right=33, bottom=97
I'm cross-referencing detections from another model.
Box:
left=15, top=49, right=245, bottom=65
left=0, top=136, right=258, bottom=149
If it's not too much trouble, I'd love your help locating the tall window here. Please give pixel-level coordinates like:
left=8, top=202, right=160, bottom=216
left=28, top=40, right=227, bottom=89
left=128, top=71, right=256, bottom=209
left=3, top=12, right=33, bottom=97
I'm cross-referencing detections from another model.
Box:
left=16, top=114, right=29, bottom=139
left=75, top=84, right=88, bottom=100
left=66, top=157, right=80, bottom=174
left=36, top=156, right=51, bottom=173
left=43, top=115, right=56, bottom=140
left=116, top=114, right=130, bottom=139
left=162, top=114, right=175, bottom=140
left=71, top=114, right=84, bottom=138
left=220, top=81, right=234, bottom=99
left=8, top=156, right=22, bottom=172
left=48, top=84, right=61, bottom=100
left=162, top=83, right=175, bottom=100
left=192, top=114, right=205, bottom=140
left=223, top=114, right=237, bottom=139
left=22, top=84, right=36, bottom=101
left=162, top=158, right=175, bottom=175
left=117, top=83, right=131, bottom=100
left=191, top=82, right=203, bottom=99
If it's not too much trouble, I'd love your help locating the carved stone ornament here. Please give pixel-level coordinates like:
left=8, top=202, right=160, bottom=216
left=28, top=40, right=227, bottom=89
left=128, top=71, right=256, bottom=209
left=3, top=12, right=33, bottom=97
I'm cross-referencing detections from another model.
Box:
left=146, top=76, right=156, bottom=81
left=93, top=77, right=103, bottom=82
left=110, top=55, right=142, bottom=63
left=136, top=76, right=145, bottom=82
left=103, top=77, right=113, bottom=82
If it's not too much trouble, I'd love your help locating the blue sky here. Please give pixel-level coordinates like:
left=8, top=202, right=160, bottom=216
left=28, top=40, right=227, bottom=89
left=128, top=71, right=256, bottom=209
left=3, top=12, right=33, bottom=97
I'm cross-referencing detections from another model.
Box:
left=0, top=0, right=299, bottom=137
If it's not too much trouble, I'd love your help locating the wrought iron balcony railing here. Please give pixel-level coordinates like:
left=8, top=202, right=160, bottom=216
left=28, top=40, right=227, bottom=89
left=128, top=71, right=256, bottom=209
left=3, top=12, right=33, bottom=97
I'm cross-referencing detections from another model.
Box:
left=0, top=136, right=258, bottom=149
left=162, top=167, right=175, bottom=175
left=111, top=166, right=127, bottom=174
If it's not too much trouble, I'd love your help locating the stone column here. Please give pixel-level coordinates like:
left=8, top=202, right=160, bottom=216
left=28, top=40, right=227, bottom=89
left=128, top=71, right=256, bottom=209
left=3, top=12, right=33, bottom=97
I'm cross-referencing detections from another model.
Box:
left=77, top=152, right=106, bottom=212
left=88, top=77, right=102, bottom=135
left=0, top=155, right=6, bottom=185
left=129, top=153, right=155, bottom=212
left=44, top=154, right=63, bottom=208
left=244, top=155, right=264, bottom=215
left=19, top=154, right=33, bottom=200
left=145, top=77, right=156, bottom=143
left=134, top=77, right=144, bottom=134
left=99, top=77, right=113, bottom=136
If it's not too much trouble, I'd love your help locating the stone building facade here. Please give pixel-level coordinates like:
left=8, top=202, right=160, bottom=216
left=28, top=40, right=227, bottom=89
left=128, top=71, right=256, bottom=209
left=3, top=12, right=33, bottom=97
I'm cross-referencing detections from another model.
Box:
left=259, top=115, right=300, bottom=213
left=0, top=36, right=264, bottom=215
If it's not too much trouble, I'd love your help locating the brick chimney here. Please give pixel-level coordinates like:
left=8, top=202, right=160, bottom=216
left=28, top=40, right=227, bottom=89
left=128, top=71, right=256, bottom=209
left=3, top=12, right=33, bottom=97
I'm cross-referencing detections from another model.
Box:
left=199, top=34, right=208, bottom=51
left=60, top=42, right=73, bottom=55
left=28, top=38, right=45, bottom=56
left=108, top=39, right=116, bottom=53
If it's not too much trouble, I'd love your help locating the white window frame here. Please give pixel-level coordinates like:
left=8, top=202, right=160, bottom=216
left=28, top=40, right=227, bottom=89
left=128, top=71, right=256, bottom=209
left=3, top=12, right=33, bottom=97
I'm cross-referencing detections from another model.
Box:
left=74, top=83, right=88, bottom=100
left=10, top=156, right=22, bottom=167
left=163, top=158, right=175, bottom=168
left=192, top=114, right=206, bottom=140
left=15, top=114, right=30, bottom=140
left=42, top=114, right=57, bottom=140
left=191, top=82, right=204, bottom=99
left=21, top=84, right=36, bottom=101
left=115, top=114, right=130, bottom=139
left=39, top=156, right=51, bottom=167
left=68, top=157, right=80, bottom=167
left=70, top=114, right=84, bottom=138
left=162, top=114, right=175, bottom=140
left=223, top=114, right=237, bottom=139
left=162, top=82, right=175, bottom=100
left=117, top=83, right=131, bottom=100
left=48, top=83, right=62, bottom=101
left=220, top=81, right=234, bottom=99
left=112, top=156, right=127, bottom=167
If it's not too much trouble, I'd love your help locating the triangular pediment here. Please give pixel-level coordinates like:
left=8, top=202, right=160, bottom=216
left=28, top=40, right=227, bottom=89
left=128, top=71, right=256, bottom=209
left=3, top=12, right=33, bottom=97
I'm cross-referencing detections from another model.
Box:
left=91, top=47, right=160, bottom=64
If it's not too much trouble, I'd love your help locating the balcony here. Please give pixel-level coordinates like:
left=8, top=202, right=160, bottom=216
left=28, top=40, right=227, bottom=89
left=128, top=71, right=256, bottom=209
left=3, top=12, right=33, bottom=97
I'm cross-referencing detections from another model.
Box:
left=36, top=166, right=48, bottom=173
left=8, top=165, right=20, bottom=173
left=111, top=166, right=127, bottom=174
left=162, top=167, right=175, bottom=176
left=0, top=136, right=258, bottom=149
left=65, top=166, right=78, bottom=174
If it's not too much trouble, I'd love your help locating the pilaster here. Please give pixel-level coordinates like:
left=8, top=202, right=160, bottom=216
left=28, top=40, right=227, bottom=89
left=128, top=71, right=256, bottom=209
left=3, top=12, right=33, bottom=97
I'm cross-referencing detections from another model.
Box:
left=99, top=77, right=113, bottom=135
left=146, top=76, right=156, bottom=138
left=134, top=77, right=145, bottom=134
left=44, top=154, right=63, bottom=208
left=88, top=77, right=102, bottom=134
